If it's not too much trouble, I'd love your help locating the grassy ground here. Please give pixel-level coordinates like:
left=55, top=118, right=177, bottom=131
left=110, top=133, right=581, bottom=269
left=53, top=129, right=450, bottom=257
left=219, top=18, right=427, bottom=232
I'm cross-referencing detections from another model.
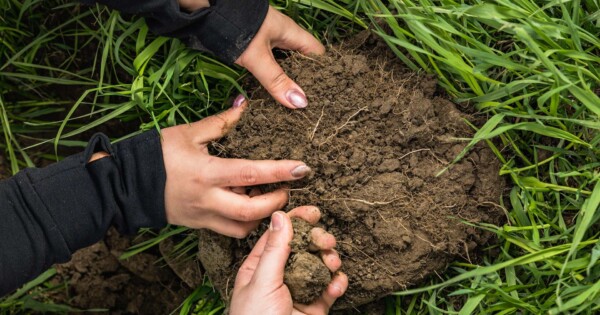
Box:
left=1, top=0, right=599, bottom=314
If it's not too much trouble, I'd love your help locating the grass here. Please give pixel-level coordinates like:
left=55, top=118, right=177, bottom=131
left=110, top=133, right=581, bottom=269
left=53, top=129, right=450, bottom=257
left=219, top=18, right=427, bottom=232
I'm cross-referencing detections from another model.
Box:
left=1, top=0, right=599, bottom=314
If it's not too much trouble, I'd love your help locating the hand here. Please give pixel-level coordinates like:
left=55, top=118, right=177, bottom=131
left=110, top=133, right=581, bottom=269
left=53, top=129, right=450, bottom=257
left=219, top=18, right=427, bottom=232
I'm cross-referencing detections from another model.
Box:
left=230, top=207, right=348, bottom=315
left=235, top=6, right=326, bottom=109
left=160, top=97, right=312, bottom=238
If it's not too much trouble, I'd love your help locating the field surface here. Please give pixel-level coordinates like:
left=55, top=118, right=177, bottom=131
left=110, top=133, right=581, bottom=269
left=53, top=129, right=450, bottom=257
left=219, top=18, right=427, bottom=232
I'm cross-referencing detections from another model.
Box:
left=1, top=0, right=599, bottom=314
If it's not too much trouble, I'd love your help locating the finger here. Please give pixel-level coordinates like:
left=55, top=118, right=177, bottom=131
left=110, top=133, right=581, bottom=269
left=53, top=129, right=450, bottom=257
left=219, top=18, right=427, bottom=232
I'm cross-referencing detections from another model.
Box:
left=320, top=249, right=342, bottom=272
left=231, top=187, right=262, bottom=196
left=240, top=46, right=308, bottom=109
left=231, top=186, right=246, bottom=195
left=209, top=158, right=311, bottom=186
left=235, top=228, right=271, bottom=287
left=249, top=187, right=262, bottom=197
left=201, top=215, right=261, bottom=239
left=294, top=272, right=348, bottom=315
left=308, top=227, right=337, bottom=251
left=212, top=188, right=289, bottom=222
left=192, top=95, right=247, bottom=143
left=274, top=12, right=326, bottom=56
left=287, top=206, right=321, bottom=224
left=251, top=211, right=294, bottom=285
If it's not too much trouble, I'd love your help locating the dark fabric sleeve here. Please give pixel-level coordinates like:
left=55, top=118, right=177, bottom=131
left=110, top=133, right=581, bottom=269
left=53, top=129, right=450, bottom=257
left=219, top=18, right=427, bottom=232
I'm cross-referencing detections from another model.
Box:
left=0, top=130, right=167, bottom=296
left=81, top=0, right=269, bottom=64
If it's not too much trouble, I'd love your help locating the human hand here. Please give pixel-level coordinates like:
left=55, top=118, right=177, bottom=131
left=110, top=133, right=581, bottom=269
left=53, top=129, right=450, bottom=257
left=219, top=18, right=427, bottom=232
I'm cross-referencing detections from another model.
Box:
left=160, top=97, right=312, bottom=238
left=235, top=6, right=326, bottom=109
left=230, top=207, right=348, bottom=315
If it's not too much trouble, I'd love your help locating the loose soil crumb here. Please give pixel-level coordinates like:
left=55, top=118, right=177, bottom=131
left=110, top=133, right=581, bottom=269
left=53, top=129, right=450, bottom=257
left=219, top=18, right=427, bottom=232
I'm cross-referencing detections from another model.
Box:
left=198, top=35, right=504, bottom=310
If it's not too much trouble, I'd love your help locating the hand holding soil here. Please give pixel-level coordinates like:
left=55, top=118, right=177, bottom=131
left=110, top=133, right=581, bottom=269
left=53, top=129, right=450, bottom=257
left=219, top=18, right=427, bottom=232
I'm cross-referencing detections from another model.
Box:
left=230, top=208, right=348, bottom=315
left=159, top=99, right=312, bottom=238
left=200, top=37, right=505, bottom=310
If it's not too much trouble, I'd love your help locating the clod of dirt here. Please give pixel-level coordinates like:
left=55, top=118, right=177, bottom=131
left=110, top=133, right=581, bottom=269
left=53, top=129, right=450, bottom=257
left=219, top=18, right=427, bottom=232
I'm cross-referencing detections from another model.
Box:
left=285, top=252, right=331, bottom=304
left=290, top=217, right=313, bottom=253
left=198, top=36, right=504, bottom=310
left=284, top=218, right=331, bottom=304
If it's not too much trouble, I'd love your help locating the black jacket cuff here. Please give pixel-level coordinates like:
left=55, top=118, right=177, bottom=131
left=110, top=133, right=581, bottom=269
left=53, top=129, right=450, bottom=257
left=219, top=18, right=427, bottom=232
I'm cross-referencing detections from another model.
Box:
left=21, top=130, right=167, bottom=254
left=156, top=0, right=269, bottom=64
left=0, top=130, right=167, bottom=296
left=84, top=0, right=269, bottom=64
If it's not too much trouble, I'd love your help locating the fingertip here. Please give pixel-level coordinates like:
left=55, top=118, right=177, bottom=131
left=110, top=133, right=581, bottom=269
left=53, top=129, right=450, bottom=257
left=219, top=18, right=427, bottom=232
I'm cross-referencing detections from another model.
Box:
left=287, top=206, right=321, bottom=224
left=284, top=88, right=308, bottom=109
left=270, top=210, right=293, bottom=239
left=329, top=272, right=349, bottom=297
left=310, top=228, right=337, bottom=250
left=290, top=164, right=312, bottom=179
left=309, top=41, right=326, bottom=56
left=270, top=211, right=285, bottom=231
left=232, top=94, right=248, bottom=109
left=321, top=249, right=342, bottom=272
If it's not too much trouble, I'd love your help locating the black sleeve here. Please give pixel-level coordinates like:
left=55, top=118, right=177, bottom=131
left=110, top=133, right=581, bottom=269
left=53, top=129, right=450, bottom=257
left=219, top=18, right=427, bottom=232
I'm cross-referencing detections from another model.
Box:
left=81, top=0, right=269, bottom=64
left=0, top=130, right=167, bottom=296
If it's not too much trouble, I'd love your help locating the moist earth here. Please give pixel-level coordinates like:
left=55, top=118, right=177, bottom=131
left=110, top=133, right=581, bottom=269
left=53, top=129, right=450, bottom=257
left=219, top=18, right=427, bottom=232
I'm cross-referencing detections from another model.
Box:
left=198, top=37, right=504, bottom=310
left=45, top=229, right=197, bottom=314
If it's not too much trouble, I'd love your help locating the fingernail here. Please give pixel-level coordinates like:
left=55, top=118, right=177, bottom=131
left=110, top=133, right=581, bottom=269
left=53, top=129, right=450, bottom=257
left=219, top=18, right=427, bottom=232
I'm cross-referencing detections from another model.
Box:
left=291, top=165, right=311, bottom=178
left=286, top=89, right=308, bottom=108
left=270, top=212, right=283, bottom=231
left=232, top=94, right=245, bottom=108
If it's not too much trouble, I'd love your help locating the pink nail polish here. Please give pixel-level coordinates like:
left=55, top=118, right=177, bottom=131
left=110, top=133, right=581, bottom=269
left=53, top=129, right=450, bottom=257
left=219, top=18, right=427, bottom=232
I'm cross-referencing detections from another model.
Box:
left=291, top=165, right=311, bottom=178
left=233, top=94, right=245, bottom=108
left=286, top=89, right=308, bottom=108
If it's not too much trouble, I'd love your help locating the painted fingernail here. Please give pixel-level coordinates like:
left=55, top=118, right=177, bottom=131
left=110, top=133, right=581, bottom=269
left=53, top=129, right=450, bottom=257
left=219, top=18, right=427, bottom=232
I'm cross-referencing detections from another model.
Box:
left=286, top=89, right=308, bottom=108
left=291, top=165, right=311, bottom=178
left=232, top=94, right=245, bottom=108
left=271, top=212, right=283, bottom=231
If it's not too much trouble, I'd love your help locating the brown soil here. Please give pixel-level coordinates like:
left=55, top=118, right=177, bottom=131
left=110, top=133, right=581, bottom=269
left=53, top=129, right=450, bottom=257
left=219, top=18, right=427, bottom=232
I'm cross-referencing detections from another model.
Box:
left=198, top=37, right=504, bottom=310
left=46, top=229, right=192, bottom=314
left=285, top=218, right=331, bottom=304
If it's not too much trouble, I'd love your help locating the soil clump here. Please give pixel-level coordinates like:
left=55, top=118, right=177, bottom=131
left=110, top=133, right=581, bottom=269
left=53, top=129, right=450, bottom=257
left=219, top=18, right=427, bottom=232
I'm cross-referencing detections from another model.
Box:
left=285, top=218, right=331, bottom=304
left=46, top=229, right=194, bottom=314
left=198, top=37, right=504, bottom=310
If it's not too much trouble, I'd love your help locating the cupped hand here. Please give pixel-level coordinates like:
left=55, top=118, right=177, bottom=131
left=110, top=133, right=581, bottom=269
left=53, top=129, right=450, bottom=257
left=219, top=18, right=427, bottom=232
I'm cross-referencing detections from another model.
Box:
left=160, top=97, right=311, bottom=238
left=230, top=207, right=348, bottom=315
left=235, top=6, right=326, bottom=109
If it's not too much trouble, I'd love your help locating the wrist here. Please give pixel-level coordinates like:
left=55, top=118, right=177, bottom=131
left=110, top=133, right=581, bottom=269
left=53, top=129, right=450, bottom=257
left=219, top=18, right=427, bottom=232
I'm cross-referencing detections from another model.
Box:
left=88, top=151, right=110, bottom=163
left=179, top=0, right=210, bottom=12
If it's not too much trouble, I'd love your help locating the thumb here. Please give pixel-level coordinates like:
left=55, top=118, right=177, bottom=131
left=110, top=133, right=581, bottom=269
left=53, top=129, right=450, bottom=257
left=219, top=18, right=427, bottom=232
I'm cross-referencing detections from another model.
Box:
left=252, top=211, right=293, bottom=285
left=192, top=95, right=246, bottom=144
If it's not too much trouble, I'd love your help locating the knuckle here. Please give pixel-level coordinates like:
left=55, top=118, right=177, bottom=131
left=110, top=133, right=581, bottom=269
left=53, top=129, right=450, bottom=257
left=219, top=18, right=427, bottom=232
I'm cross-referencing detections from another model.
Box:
left=200, top=158, right=219, bottom=185
left=235, top=204, right=254, bottom=222
left=269, top=71, right=289, bottom=90
left=272, top=166, right=289, bottom=182
left=263, top=240, right=281, bottom=254
left=239, top=165, right=259, bottom=185
left=231, top=228, right=249, bottom=239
